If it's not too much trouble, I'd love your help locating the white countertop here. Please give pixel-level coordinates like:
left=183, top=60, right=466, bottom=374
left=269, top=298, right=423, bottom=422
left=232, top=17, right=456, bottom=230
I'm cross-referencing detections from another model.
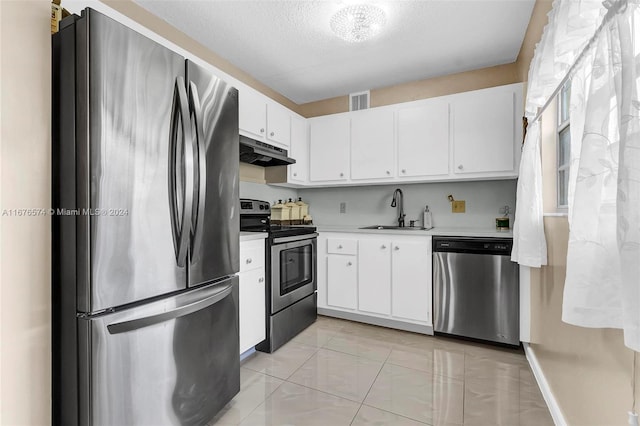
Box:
left=315, top=225, right=513, bottom=238
left=240, top=231, right=268, bottom=242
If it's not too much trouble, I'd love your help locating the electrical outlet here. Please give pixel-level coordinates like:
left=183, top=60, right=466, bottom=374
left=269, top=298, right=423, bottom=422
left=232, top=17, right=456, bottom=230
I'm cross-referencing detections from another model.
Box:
left=340, top=202, right=346, bottom=214
left=452, top=200, right=466, bottom=213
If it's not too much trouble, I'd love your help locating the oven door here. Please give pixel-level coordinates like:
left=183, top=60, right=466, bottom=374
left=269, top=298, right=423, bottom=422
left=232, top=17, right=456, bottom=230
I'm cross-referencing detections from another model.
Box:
left=270, top=233, right=317, bottom=314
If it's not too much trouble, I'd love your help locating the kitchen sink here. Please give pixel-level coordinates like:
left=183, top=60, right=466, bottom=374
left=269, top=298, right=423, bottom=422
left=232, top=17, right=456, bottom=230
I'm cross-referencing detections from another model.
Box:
left=359, top=225, right=432, bottom=231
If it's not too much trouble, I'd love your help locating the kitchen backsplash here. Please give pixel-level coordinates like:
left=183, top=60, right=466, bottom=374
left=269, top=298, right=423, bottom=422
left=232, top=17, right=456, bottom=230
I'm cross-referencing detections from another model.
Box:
left=241, top=180, right=517, bottom=229
left=296, top=180, right=517, bottom=229
left=239, top=181, right=298, bottom=204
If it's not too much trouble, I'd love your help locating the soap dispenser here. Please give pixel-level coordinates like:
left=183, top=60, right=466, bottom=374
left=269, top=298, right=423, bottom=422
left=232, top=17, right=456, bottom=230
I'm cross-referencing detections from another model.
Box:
left=423, top=205, right=433, bottom=229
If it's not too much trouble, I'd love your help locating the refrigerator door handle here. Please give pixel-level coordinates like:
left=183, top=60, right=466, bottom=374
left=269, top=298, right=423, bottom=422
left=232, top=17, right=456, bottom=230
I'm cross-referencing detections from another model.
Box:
left=188, top=81, right=207, bottom=262
left=107, top=282, right=233, bottom=334
left=168, top=76, right=194, bottom=267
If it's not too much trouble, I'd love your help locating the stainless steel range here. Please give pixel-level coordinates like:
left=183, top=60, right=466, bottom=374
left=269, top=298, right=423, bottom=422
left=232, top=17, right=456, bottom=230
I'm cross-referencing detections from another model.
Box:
left=240, top=199, right=317, bottom=353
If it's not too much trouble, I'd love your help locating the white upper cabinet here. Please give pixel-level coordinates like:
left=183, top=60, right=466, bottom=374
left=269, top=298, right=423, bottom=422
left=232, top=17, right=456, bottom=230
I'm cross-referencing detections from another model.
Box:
left=309, top=114, right=350, bottom=182
left=350, top=108, right=395, bottom=180
left=239, top=89, right=291, bottom=148
left=451, top=84, right=521, bottom=175
left=239, top=89, right=267, bottom=140
left=266, top=82, right=523, bottom=187
left=266, top=101, right=291, bottom=147
left=397, top=101, right=449, bottom=178
left=288, top=114, right=308, bottom=183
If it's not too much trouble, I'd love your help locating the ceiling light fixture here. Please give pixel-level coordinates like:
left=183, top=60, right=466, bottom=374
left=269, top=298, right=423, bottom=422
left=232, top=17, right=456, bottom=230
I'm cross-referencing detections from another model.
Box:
left=330, top=4, right=386, bottom=43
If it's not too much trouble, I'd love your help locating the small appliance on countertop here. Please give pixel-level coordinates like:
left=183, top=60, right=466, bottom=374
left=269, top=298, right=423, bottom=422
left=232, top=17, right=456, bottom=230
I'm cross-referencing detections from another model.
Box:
left=239, top=199, right=318, bottom=353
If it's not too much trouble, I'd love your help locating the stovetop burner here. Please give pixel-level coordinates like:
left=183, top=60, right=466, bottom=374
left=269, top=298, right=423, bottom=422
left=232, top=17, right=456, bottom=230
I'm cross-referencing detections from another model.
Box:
left=239, top=198, right=316, bottom=238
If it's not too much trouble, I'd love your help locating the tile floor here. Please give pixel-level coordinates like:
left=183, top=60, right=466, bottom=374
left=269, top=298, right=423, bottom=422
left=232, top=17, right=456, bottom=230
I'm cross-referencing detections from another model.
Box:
left=209, top=316, right=554, bottom=426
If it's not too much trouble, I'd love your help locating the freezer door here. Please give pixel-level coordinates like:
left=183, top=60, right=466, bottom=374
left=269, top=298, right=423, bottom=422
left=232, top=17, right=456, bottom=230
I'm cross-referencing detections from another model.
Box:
left=77, top=9, right=188, bottom=312
left=185, top=60, right=240, bottom=286
left=78, top=277, right=240, bottom=426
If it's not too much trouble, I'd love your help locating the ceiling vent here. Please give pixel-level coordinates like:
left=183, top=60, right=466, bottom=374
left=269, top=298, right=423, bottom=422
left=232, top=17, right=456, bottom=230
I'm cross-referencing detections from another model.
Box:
left=350, top=91, right=370, bottom=111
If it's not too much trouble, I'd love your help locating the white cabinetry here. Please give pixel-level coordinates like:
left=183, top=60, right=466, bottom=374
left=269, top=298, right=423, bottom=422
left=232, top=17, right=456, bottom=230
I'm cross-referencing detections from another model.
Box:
left=239, top=237, right=266, bottom=354
left=327, top=255, right=357, bottom=309
left=326, top=237, right=358, bottom=309
left=451, top=85, right=519, bottom=175
left=319, top=232, right=433, bottom=333
left=358, top=239, right=391, bottom=315
left=351, top=108, right=395, bottom=180
left=309, top=114, right=350, bottom=182
left=288, top=114, right=308, bottom=183
left=397, top=101, right=449, bottom=178
left=266, top=101, right=291, bottom=147
left=391, top=239, right=432, bottom=323
left=239, top=89, right=290, bottom=148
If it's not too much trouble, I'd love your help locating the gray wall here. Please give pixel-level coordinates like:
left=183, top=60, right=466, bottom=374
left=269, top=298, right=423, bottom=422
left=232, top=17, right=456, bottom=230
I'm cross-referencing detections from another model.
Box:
left=297, top=180, right=517, bottom=228
left=240, top=181, right=298, bottom=204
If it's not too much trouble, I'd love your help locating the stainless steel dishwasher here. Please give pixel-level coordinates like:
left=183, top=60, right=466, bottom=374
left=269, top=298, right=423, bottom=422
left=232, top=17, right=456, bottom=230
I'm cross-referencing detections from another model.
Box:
left=433, top=237, right=519, bottom=346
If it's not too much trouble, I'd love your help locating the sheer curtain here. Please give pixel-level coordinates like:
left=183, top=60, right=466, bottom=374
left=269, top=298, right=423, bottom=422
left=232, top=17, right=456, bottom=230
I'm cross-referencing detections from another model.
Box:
left=559, top=1, right=640, bottom=351
left=511, top=122, right=547, bottom=267
left=513, top=0, right=604, bottom=267
left=515, top=0, right=640, bottom=350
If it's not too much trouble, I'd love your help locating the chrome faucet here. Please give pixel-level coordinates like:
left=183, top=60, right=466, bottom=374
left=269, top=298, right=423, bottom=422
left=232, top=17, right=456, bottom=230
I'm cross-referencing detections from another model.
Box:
left=391, top=188, right=405, bottom=227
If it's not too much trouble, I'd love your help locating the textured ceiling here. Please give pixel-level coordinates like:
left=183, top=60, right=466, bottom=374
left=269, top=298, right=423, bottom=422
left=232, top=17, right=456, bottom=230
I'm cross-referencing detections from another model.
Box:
left=134, top=1, right=535, bottom=104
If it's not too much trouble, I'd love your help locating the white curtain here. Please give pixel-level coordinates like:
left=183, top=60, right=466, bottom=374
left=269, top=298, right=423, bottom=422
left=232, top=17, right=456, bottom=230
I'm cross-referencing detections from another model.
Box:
left=616, top=3, right=640, bottom=351
left=561, top=0, right=640, bottom=351
left=562, top=18, right=623, bottom=328
left=513, top=0, right=604, bottom=268
left=511, top=122, right=547, bottom=267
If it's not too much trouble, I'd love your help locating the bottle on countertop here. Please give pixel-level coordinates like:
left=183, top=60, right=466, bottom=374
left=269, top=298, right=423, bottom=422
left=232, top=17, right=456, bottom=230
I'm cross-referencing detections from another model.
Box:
left=423, top=205, right=433, bottom=229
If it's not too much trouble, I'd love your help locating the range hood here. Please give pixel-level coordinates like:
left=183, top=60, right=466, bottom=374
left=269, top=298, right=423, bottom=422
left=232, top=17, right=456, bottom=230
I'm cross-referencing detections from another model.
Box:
left=239, top=136, right=296, bottom=167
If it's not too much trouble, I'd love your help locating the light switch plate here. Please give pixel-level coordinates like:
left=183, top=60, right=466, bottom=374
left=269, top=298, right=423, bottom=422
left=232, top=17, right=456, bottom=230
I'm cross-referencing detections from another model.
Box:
left=340, top=202, right=346, bottom=213
left=452, top=200, right=466, bottom=213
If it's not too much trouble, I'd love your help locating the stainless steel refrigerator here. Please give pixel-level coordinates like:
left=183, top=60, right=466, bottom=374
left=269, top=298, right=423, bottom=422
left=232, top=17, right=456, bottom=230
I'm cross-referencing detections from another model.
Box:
left=52, top=8, right=240, bottom=425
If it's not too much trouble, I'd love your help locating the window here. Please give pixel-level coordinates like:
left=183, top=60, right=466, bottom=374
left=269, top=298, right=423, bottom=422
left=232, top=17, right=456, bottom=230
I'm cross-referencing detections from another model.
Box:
left=557, top=81, right=571, bottom=209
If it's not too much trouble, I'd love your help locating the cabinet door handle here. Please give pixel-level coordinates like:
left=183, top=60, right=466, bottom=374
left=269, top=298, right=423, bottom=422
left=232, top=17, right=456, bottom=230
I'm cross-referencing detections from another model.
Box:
left=246, top=258, right=252, bottom=264
left=394, top=246, right=400, bottom=250
left=260, top=128, right=265, bottom=133
left=458, top=164, right=463, bottom=170
left=258, top=277, right=264, bottom=283
left=339, top=172, right=344, bottom=177
left=381, top=245, right=387, bottom=249
left=338, top=245, right=343, bottom=249
left=347, top=261, right=352, bottom=266
left=386, top=170, right=390, bottom=175
left=270, top=131, right=275, bottom=136
left=401, top=169, right=406, bottom=174
left=293, top=172, right=297, bottom=176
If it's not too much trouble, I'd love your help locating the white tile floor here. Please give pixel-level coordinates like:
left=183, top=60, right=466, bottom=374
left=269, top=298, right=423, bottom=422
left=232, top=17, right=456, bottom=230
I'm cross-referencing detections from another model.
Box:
left=209, top=316, right=553, bottom=426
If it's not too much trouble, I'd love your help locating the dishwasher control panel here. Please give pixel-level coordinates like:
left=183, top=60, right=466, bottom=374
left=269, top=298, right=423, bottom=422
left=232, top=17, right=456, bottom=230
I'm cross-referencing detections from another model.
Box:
left=433, top=237, right=513, bottom=255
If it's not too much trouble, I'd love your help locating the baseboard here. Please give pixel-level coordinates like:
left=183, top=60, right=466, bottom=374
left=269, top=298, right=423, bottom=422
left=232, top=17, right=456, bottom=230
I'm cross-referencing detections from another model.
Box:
left=318, top=307, right=433, bottom=335
left=523, top=343, right=567, bottom=426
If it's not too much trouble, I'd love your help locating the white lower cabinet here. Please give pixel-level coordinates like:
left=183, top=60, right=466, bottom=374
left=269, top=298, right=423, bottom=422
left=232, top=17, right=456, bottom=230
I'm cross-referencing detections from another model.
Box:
left=327, top=254, right=357, bottom=309
left=321, top=232, right=433, bottom=331
left=391, top=240, right=432, bottom=322
left=358, top=239, right=391, bottom=315
left=239, top=238, right=266, bottom=354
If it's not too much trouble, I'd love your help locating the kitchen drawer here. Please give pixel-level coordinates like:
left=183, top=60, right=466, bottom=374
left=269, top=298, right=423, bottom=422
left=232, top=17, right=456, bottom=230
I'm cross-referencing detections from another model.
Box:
left=327, top=238, right=357, bottom=255
left=240, top=239, right=265, bottom=273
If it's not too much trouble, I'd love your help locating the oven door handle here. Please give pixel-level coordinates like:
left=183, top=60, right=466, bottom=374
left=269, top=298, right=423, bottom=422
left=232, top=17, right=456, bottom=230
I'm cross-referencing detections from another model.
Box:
left=272, top=233, right=318, bottom=245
